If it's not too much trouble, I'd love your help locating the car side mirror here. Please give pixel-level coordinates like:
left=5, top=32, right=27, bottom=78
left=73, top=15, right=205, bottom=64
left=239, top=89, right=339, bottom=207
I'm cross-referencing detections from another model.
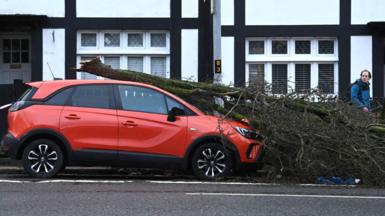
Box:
left=167, top=107, right=185, bottom=122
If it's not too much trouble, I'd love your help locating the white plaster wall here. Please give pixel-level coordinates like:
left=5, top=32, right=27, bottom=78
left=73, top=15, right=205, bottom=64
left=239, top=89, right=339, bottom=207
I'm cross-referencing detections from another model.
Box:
left=77, top=0, right=170, bottom=18
left=221, top=37, right=234, bottom=86
left=43, top=29, right=65, bottom=80
left=0, top=0, right=64, bottom=17
left=245, top=0, right=339, bottom=25
left=352, top=0, right=385, bottom=24
left=221, top=0, right=234, bottom=25
left=182, top=0, right=198, bottom=18
left=181, top=29, right=198, bottom=82
left=351, top=36, right=372, bottom=95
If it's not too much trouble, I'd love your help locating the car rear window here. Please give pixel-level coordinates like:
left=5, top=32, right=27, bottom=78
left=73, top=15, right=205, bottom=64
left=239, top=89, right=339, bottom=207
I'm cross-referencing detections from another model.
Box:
left=45, top=88, right=74, bottom=106
left=17, top=87, right=37, bottom=102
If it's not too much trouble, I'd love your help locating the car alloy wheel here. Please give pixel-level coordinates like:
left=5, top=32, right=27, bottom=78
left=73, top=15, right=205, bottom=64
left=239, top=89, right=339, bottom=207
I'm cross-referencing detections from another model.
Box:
left=22, top=139, right=64, bottom=178
left=191, top=143, right=232, bottom=180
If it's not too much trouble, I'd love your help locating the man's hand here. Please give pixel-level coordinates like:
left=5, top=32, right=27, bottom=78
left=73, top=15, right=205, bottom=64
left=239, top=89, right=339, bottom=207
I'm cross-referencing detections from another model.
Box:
left=363, top=107, right=369, bottom=112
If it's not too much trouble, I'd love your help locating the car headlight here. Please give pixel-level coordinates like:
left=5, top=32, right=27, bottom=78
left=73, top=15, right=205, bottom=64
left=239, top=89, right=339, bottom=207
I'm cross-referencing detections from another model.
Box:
left=233, top=126, right=261, bottom=140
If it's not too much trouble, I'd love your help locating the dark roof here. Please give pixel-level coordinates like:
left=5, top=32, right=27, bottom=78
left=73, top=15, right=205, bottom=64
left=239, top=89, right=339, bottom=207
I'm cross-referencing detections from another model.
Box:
left=0, top=14, right=47, bottom=30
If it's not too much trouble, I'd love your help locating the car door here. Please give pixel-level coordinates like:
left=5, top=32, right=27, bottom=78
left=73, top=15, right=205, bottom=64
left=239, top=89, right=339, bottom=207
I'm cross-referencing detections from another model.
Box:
left=115, top=84, right=188, bottom=158
left=60, top=84, right=118, bottom=156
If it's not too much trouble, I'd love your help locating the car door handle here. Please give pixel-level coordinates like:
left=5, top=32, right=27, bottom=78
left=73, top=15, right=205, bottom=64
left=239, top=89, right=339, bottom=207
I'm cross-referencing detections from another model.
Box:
left=122, top=121, right=138, bottom=127
left=64, top=114, right=81, bottom=120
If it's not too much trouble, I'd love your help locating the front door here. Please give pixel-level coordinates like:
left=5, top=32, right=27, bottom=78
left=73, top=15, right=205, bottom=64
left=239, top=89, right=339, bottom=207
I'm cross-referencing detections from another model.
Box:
left=0, top=34, right=31, bottom=84
left=116, top=85, right=188, bottom=158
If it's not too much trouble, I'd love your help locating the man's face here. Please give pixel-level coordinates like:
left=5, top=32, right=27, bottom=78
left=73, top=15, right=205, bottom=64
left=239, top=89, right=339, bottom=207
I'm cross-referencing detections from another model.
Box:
left=361, top=71, right=370, bottom=83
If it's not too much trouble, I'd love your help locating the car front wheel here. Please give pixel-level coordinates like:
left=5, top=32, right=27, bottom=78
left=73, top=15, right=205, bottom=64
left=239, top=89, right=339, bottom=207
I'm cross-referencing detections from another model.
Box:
left=22, top=139, right=64, bottom=178
left=191, top=143, right=232, bottom=180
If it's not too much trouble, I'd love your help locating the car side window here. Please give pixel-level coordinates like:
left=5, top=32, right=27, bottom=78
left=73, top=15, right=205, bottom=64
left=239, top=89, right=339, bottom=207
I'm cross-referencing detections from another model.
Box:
left=45, top=87, right=74, bottom=106
left=166, top=97, right=196, bottom=116
left=118, top=85, right=167, bottom=114
left=70, top=85, right=112, bottom=109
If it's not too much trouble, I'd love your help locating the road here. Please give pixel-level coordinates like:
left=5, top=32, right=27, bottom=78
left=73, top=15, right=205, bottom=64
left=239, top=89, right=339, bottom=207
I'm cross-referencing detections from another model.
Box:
left=0, top=167, right=385, bottom=216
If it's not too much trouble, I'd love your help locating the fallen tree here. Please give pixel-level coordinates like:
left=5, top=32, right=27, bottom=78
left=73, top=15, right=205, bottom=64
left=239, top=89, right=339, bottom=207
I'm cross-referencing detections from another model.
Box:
left=76, top=59, right=385, bottom=185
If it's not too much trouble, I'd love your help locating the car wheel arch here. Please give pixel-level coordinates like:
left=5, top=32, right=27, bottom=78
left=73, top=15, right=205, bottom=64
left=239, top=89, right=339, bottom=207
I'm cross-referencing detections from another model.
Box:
left=16, top=129, right=72, bottom=164
left=183, top=135, right=240, bottom=171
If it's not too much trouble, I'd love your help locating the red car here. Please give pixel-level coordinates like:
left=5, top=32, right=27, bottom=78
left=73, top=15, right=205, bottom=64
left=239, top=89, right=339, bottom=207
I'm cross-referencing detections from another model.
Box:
left=1, top=80, right=264, bottom=180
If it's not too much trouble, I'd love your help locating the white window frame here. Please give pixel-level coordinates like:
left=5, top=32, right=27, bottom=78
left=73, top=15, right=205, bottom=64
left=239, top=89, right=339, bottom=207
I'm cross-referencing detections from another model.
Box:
left=245, top=37, right=339, bottom=96
left=270, top=38, right=289, bottom=56
left=101, top=31, right=122, bottom=49
left=148, top=31, right=170, bottom=51
left=78, top=31, right=99, bottom=50
left=126, top=31, right=145, bottom=50
left=247, top=39, right=265, bottom=55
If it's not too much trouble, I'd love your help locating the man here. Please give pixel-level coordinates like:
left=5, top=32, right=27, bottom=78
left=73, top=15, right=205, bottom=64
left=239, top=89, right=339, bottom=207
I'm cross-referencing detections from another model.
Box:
left=351, top=69, right=371, bottom=112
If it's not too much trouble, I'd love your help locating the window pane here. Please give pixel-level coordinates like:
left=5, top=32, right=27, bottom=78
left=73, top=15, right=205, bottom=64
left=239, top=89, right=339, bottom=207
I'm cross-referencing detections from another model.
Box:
left=118, top=85, right=167, bottom=114
left=81, top=33, right=97, bottom=47
left=272, top=40, right=287, bottom=54
left=71, top=85, right=111, bottom=109
left=127, top=57, right=143, bottom=72
left=12, top=39, right=20, bottom=50
left=319, top=40, right=334, bottom=54
left=21, top=39, right=29, bottom=50
left=295, top=40, right=311, bottom=54
left=12, top=52, right=20, bottom=63
left=166, top=97, right=185, bottom=113
left=3, top=39, right=11, bottom=51
left=127, top=34, right=143, bottom=47
left=249, top=41, right=264, bottom=54
left=151, top=57, right=166, bottom=77
left=272, top=64, right=287, bottom=94
left=3, top=52, right=10, bottom=63
left=249, top=64, right=265, bottom=88
left=45, top=88, right=74, bottom=106
left=104, top=33, right=120, bottom=47
left=319, top=64, right=334, bottom=94
left=295, top=64, right=311, bottom=93
left=104, top=57, right=120, bottom=69
left=21, top=52, right=29, bottom=63
left=151, top=33, right=166, bottom=47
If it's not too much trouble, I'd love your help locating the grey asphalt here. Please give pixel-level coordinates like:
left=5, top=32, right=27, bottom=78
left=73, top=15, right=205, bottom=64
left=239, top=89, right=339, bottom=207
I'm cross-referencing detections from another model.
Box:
left=1, top=173, right=385, bottom=216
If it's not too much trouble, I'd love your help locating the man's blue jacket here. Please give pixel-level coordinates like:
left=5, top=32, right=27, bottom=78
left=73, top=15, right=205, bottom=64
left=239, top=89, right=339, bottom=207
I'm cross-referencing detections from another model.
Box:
left=351, top=79, right=371, bottom=111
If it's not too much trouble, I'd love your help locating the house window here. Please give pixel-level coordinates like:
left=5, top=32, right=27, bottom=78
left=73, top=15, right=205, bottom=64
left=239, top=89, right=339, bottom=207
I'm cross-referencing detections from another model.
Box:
left=77, top=31, right=170, bottom=79
left=104, top=56, right=120, bottom=69
left=295, top=40, right=311, bottom=54
left=249, top=41, right=264, bottom=54
left=151, top=57, right=166, bottom=77
left=249, top=64, right=265, bottom=87
left=272, top=40, right=287, bottom=54
left=151, top=33, right=166, bottom=47
left=318, top=40, right=334, bottom=54
left=2, top=39, right=29, bottom=63
left=104, top=33, right=120, bottom=47
left=272, top=64, right=288, bottom=94
left=319, top=64, right=334, bottom=94
left=246, top=38, right=338, bottom=95
left=81, top=33, right=97, bottom=47
left=295, top=64, right=311, bottom=93
left=127, top=33, right=143, bottom=47
left=127, top=57, right=143, bottom=72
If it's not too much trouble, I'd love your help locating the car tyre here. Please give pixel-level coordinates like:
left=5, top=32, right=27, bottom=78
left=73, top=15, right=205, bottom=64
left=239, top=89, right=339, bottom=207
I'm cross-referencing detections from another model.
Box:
left=191, top=143, right=232, bottom=181
left=22, top=139, right=64, bottom=178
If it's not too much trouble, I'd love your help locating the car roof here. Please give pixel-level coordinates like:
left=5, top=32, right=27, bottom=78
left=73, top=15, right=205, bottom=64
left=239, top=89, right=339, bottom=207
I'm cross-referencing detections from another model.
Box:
left=27, top=79, right=204, bottom=115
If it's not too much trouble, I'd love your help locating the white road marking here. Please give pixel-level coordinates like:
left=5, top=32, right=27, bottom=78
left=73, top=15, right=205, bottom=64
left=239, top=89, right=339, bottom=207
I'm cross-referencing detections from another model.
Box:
left=147, top=180, right=278, bottom=186
left=0, top=180, right=30, bottom=183
left=37, top=180, right=132, bottom=184
left=186, top=192, right=385, bottom=199
left=0, top=179, right=133, bottom=184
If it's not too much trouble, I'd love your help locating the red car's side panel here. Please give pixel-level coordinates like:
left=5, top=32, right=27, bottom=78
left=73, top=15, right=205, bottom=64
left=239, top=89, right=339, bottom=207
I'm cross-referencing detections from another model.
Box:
left=8, top=105, right=63, bottom=139
left=117, top=110, right=188, bottom=157
left=60, top=106, right=118, bottom=151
